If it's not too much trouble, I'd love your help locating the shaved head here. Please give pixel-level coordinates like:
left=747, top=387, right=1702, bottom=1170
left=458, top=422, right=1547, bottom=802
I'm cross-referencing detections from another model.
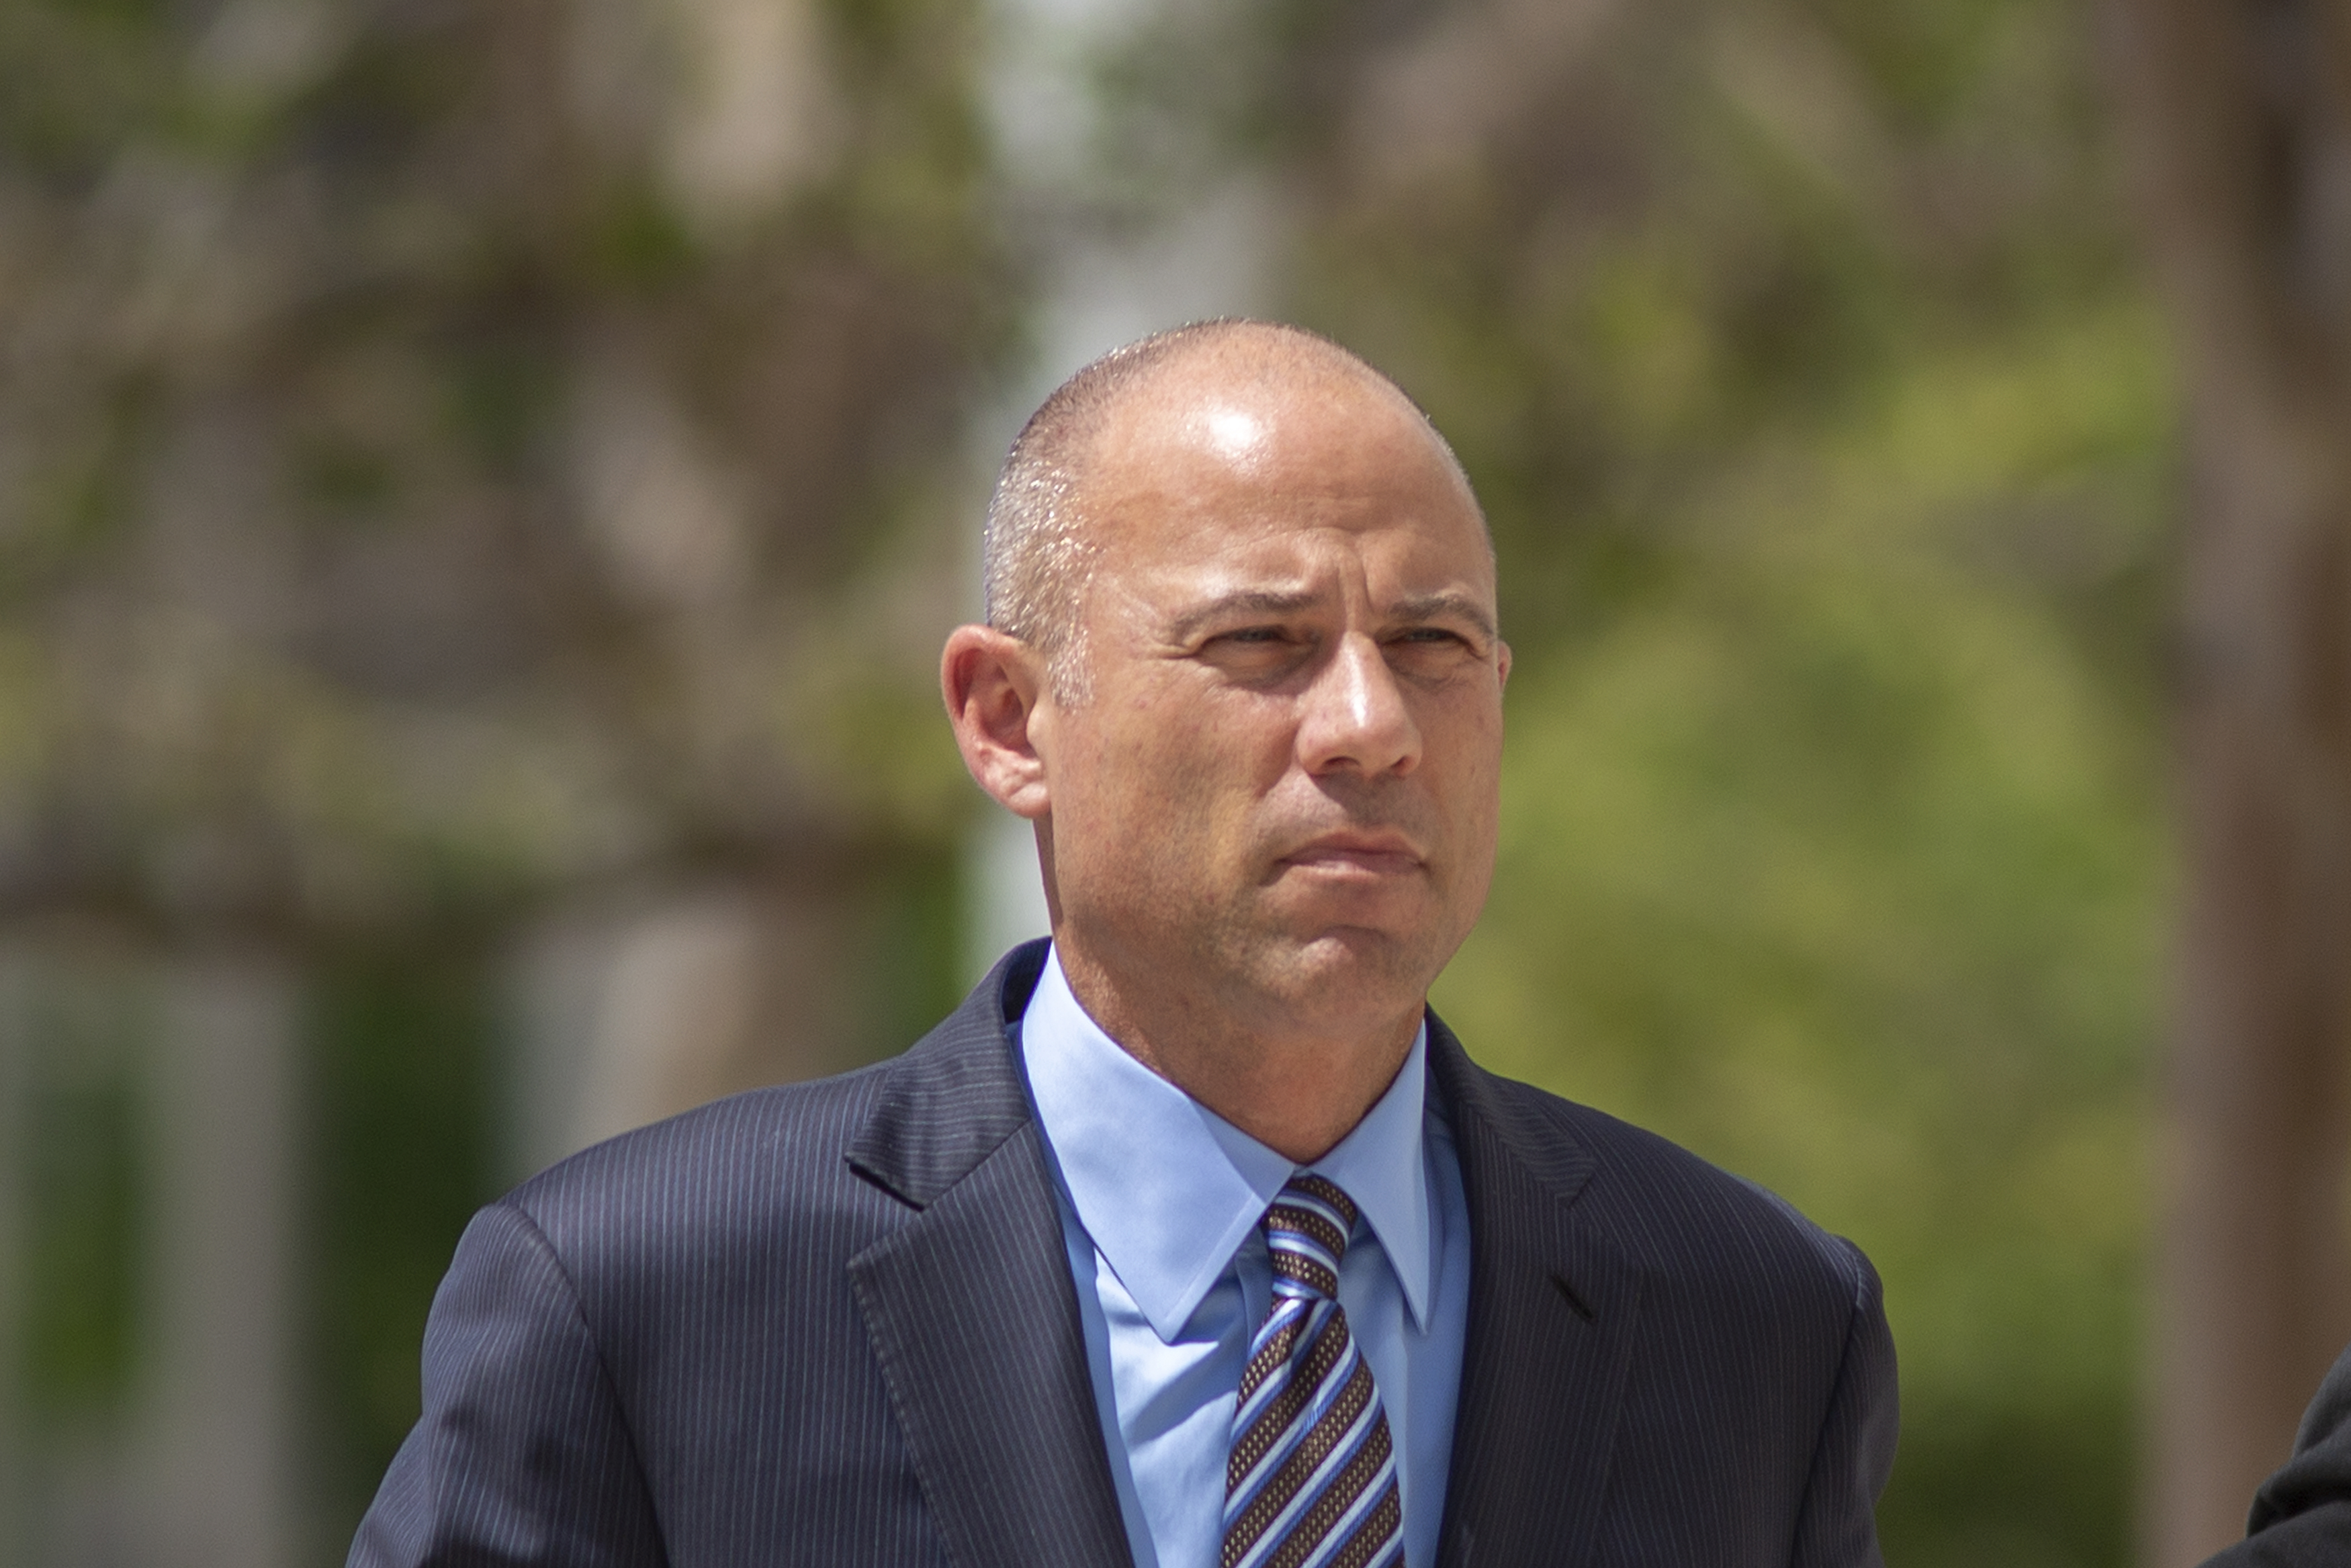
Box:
left=940, top=312, right=1510, bottom=1158
left=983, top=320, right=1484, bottom=697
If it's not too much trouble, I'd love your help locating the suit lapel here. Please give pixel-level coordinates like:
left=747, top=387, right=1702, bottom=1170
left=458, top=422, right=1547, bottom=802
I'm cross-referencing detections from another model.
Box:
left=1429, top=1016, right=1644, bottom=1568
left=842, top=958, right=1642, bottom=1568
left=844, top=943, right=1135, bottom=1568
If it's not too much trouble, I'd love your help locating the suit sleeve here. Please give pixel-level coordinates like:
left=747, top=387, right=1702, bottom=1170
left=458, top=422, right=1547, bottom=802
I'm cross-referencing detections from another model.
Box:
left=2199, top=1343, right=2351, bottom=1567
left=346, top=1201, right=670, bottom=1568
left=1787, top=1240, right=1900, bottom=1568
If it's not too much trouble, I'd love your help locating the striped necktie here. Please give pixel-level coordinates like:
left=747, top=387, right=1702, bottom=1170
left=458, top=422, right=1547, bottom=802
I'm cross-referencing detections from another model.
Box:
left=1221, top=1174, right=1403, bottom=1568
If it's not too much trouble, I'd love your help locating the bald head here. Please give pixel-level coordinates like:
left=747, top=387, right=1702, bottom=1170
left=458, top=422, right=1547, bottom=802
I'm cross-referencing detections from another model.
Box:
left=983, top=320, right=1484, bottom=696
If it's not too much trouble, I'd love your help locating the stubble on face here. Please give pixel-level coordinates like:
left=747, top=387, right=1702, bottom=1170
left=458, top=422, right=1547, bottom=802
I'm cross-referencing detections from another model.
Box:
left=1027, top=336, right=1509, bottom=1146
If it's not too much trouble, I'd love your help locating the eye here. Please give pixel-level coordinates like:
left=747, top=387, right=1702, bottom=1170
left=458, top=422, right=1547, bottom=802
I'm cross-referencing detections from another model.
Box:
left=1194, top=623, right=1314, bottom=681
left=1199, top=625, right=1298, bottom=653
left=1384, top=626, right=1483, bottom=677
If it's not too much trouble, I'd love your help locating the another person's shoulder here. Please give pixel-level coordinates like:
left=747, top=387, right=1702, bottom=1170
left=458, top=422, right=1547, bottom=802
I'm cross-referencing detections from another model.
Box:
left=2205, top=1343, right=2351, bottom=1564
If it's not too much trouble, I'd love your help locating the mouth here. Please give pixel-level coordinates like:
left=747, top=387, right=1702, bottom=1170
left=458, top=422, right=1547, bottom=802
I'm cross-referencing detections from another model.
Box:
left=1277, top=829, right=1426, bottom=878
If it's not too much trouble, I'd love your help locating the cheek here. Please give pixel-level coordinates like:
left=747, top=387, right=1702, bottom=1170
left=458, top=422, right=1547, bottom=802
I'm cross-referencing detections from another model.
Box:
left=1058, top=705, right=1229, bottom=856
left=1137, top=723, right=1263, bottom=841
left=1096, top=698, right=1290, bottom=864
left=1120, top=680, right=1286, bottom=777
left=1427, top=698, right=1507, bottom=851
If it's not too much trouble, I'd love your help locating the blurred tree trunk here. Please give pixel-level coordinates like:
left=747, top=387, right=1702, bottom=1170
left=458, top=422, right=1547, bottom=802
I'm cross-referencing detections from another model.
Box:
left=0, top=961, right=19, bottom=1568
left=2107, top=0, right=2351, bottom=1560
left=136, top=956, right=300, bottom=1568
left=508, top=877, right=878, bottom=1175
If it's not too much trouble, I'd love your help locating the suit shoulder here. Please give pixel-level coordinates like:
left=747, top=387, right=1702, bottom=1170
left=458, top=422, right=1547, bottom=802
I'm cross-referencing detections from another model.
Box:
left=497, top=1058, right=899, bottom=1262
left=484, top=957, right=1038, bottom=1295
left=1466, top=1066, right=1874, bottom=1309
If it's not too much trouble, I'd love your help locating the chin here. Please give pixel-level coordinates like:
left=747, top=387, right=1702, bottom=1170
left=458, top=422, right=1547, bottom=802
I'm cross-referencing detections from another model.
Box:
left=1248, top=927, right=1439, bottom=1019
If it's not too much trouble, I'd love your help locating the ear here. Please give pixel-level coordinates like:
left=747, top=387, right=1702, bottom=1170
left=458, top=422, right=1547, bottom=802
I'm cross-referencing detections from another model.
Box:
left=941, top=624, right=1053, bottom=819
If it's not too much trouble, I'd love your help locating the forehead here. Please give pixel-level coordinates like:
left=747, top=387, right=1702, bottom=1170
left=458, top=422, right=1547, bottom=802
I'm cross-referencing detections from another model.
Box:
left=1076, top=353, right=1493, bottom=592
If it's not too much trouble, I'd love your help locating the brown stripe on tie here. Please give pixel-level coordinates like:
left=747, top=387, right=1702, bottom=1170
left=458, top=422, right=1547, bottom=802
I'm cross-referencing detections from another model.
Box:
left=1325, top=1482, right=1403, bottom=1568
left=1226, top=1311, right=1358, bottom=1493
left=1237, top=1311, right=1310, bottom=1400
left=1288, top=1175, right=1359, bottom=1228
left=1264, top=1203, right=1348, bottom=1260
left=1260, top=1412, right=1394, bottom=1568
left=1268, top=1251, right=1340, bottom=1298
left=1223, top=1356, right=1377, bottom=1553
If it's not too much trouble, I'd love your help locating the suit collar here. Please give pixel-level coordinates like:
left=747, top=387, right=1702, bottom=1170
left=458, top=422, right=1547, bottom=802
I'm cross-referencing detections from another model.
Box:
left=1427, top=1011, right=1644, bottom=1568
left=845, top=958, right=1644, bottom=1568
left=844, top=939, right=1136, bottom=1568
left=1425, top=1009, right=1599, bottom=1209
left=845, top=939, right=1049, bottom=1208
left=1024, top=943, right=1445, bottom=1339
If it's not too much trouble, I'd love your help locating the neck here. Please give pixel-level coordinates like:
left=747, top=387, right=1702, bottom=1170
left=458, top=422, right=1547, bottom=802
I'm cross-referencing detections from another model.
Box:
left=1049, top=937, right=1423, bottom=1163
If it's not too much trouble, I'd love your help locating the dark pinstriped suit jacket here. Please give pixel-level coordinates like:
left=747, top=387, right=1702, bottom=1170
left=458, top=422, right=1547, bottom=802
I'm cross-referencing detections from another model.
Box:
left=2201, top=1342, right=2351, bottom=1565
left=350, top=940, right=1897, bottom=1568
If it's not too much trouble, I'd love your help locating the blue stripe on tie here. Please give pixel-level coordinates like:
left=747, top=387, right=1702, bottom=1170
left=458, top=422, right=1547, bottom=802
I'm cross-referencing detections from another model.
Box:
left=1222, top=1176, right=1401, bottom=1568
left=1229, top=1298, right=1343, bottom=1440
left=1227, top=1328, right=1369, bottom=1515
left=1227, top=1365, right=1374, bottom=1527
left=1229, top=1393, right=1384, bottom=1568
left=1292, top=1463, right=1396, bottom=1568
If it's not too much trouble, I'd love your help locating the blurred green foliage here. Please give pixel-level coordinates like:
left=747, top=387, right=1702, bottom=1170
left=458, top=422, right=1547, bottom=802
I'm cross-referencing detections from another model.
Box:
left=5, top=0, right=2178, bottom=1561
left=1434, top=303, right=2166, bottom=1567
left=306, top=950, right=498, bottom=1534
left=15, top=974, right=150, bottom=1428
left=3, top=0, right=1000, bottom=1552
left=1238, top=0, right=2173, bottom=1561
left=0, top=0, right=1006, bottom=934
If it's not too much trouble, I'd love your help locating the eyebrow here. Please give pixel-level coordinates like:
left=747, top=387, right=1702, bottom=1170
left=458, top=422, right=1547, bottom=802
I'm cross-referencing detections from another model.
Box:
left=1165, top=590, right=1320, bottom=643
left=1388, top=592, right=1499, bottom=643
left=1165, top=588, right=1499, bottom=645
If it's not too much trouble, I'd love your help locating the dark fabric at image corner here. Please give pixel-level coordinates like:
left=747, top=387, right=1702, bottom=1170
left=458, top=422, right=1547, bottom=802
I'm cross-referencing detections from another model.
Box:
left=2200, top=1342, right=2351, bottom=1566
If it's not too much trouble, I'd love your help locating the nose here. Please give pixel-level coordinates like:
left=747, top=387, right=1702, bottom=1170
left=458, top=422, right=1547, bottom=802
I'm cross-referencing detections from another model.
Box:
left=1296, top=633, right=1421, bottom=778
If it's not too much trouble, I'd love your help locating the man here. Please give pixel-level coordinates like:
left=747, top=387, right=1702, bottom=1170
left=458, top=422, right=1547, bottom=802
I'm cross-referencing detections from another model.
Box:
left=2202, top=1344, right=2351, bottom=1565
left=351, top=320, right=1897, bottom=1568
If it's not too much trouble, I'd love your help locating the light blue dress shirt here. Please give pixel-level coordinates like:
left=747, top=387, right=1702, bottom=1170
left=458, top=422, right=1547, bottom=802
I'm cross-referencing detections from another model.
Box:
left=1018, top=946, right=1472, bottom=1568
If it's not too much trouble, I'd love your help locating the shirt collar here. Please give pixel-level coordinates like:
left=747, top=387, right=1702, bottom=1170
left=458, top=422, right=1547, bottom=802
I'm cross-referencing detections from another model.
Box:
left=1020, top=944, right=1437, bottom=1342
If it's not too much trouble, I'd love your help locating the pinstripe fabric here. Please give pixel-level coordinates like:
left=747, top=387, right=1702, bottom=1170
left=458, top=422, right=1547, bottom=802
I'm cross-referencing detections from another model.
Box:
left=348, top=939, right=1896, bottom=1568
left=2202, top=1340, right=2351, bottom=1565
left=1425, top=1015, right=1897, bottom=1568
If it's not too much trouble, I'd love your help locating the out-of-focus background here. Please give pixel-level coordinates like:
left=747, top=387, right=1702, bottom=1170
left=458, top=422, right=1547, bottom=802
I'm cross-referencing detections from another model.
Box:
left=0, top=0, right=2340, bottom=1563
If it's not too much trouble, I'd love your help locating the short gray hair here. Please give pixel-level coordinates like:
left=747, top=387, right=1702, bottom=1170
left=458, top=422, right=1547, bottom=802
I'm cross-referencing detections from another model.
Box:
left=981, top=319, right=1476, bottom=699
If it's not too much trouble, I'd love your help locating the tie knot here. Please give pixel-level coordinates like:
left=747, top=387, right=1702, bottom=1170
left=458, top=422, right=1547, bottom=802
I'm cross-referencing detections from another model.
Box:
left=1263, top=1174, right=1358, bottom=1301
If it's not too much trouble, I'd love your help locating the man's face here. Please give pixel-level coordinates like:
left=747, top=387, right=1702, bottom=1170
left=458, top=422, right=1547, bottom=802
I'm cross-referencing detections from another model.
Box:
left=1030, top=359, right=1509, bottom=1041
